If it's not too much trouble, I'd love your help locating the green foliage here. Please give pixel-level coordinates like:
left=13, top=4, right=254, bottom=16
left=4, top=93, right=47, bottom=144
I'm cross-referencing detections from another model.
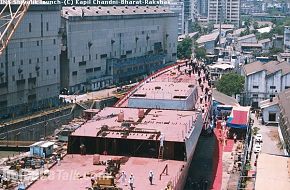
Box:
left=272, top=25, right=284, bottom=35
left=253, top=22, right=259, bottom=29
left=191, top=22, right=202, bottom=33
left=177, top=37, right=192, bottom=59
left=194, top=47, right=207, bottom=60
left=256, top=32, right=272, bottom=40
left=216, top=73, right=245, bottom=96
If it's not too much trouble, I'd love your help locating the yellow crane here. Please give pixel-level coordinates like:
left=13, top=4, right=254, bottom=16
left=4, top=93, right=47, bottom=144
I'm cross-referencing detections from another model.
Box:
left=0, top=0, right=31, bottom=56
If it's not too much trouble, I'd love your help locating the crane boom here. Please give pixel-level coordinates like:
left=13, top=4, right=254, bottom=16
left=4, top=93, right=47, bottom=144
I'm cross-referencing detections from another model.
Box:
left=0, top=1, right=31, bottom=56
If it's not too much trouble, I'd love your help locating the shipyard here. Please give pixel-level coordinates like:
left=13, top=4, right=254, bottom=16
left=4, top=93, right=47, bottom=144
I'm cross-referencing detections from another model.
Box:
left=0, top=1, right=290, bottom=190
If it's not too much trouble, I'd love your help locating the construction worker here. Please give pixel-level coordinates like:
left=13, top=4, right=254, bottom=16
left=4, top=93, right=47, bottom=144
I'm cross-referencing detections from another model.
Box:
left=121, top=171, right=127, bottom=186
left=128, top=174, right=134, bottom=190
left=160, top=133, right=165, bottom=148
left=148, top=171, right=154, bottom=185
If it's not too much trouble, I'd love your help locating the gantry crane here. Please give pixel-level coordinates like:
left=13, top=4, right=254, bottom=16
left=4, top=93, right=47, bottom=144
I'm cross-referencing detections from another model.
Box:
left=0, top=1, right=31, bottom=56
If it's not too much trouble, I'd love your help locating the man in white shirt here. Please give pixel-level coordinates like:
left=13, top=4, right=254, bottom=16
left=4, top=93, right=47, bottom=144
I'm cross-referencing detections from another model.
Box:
left=149, top=171, right=154, bottom=185
left=128, top=173, right=134, bottom=190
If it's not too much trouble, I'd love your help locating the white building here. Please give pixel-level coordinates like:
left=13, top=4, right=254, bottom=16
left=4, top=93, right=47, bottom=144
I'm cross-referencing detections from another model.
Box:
left=208, top=0, right=240, bottom=27
left=167, top=1, right=185, bottom=35
left=242, top=60, right=290, bottom=107
left=284, top=26, right=290, bottom=52
left=259, top=97, right=279, bottom=124
left=0, top=5, right=61, bottom=115
left=60, top=6, right=178, bottom=93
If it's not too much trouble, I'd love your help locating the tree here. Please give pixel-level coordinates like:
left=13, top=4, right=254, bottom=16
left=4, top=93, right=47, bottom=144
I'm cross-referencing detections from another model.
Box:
left=216, top=73, right=245, bottom=96
left=177, top=37, right=192, bottom=59
left=194, top=47, right=207, bottom=60
left=191, top=22, right=202, bottom=33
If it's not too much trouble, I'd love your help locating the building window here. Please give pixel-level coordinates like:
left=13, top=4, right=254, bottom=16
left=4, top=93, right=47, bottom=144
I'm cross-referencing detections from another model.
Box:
left=86, top=68, right=93, bottom=73
left=46, top=70, right=49, bottom=75
left=29, top=23, right=31, bottom=32
left=47, top=88, right=49, bottom=92
left=29, top=73, right=32, bottom=78
left=29, top=59, right=32, bottom=64
left=0, top=62, right=3, bottom=68
left=126, top=50, right=132, bottom=54
left=100, top=54, right=107, bottom=59
left=270, top=94, right=275, bottom=98
left=252, top=94, right=258, bottom=97
left=20, top=60, right=23, bottom=65
left=285, top=86, right=290, bottom=89
left=73, top=57, right=75, bottom=63
left=12, top=75, right=15, bottom=81
left=72, top=71, right=77, bottom=76
left=12, top=61, right=14, bottom=66
left=46, top=57, right=49, bottom=62
left=54, top=56, right=56, bottom=61
left=20, top=74, right=23, bottom=79
left=20, top=42, right=23, bottom=48
left=37, top=58, right=39, bottom=63
left=89, top=54, right=91, bottom=61
left=82, top=56, right=84, bottom=61
left=253, top=85, right=259, bottom=89
left=270, top=86, right=276, bottom=89
left=46, top=22, right=49, bottom=31
left=54, top=69, right=56, bottom=74
left=53, top=39, right=56, bottom=45
left=37, top=41, right=39, bottom=46
left=94, top=67, right=101, bottom=71
left=79, top=61, right=86, bottom=66
left=96, top=54, right=98, bottom=59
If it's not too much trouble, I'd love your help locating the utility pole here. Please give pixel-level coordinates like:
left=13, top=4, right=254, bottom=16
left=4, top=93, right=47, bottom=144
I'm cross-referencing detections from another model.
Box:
left=219, top=0, right=225, bottom=47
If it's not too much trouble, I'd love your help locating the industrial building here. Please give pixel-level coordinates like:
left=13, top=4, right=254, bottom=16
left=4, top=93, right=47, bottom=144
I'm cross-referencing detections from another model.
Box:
left=60, top=6, right=178, bottom=93
left=0, top=5, right=62, bottom=116
left=242, top=60, right=290, bottom=107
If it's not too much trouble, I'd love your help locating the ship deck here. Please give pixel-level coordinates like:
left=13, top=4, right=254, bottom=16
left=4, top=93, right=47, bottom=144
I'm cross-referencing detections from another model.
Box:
left=116, top=62, right=210, bottom=110
left=29, top=154, right=185, bottom=190
left=71, top=107, right=199, bottom=142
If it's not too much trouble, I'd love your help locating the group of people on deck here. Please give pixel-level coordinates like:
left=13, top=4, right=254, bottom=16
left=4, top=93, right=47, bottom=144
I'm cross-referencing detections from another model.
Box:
left=120, top=170, right=154, bottom=190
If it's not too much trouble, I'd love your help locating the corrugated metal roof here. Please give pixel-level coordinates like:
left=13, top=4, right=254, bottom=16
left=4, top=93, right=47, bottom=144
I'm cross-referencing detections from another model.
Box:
left=243, top=60, right=290, bottom=76
left=212, top=89, right=239, bottom=106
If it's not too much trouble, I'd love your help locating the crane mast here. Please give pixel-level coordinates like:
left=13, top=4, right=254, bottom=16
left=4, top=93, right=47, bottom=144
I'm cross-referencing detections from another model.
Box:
left=0, top=0, right=31, bottom=56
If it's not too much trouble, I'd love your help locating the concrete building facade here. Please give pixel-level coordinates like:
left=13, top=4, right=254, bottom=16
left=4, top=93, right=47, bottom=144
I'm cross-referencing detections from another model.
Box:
left=284, top=26, right=290, bottom=52
left=208, top=0, right=240, bottom=27
left=167, top=1, right=185, bottom=35
left=0, top=5, right=61, bottom=115
left=242, top=61, right=290, bottom=107
left=60, top=6, right=178, bottom=93
left=197, top=0, right=208, bottom=17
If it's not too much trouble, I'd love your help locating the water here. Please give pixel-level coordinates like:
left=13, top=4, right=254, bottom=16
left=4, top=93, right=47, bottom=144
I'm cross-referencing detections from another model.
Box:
left=184, top=134, right=217, bottom=190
